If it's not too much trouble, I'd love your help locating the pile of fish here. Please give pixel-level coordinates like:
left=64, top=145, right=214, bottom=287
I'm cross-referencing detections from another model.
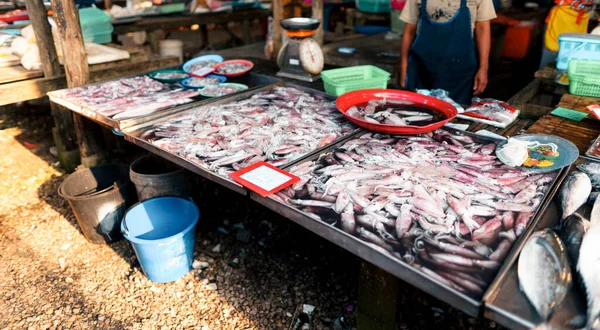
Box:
left=276, top=130, right=555, bottom=297
left=201, top=84, right=246, bottom=97
left=139, top=87, right=356, bottom=177
left=187, top=60, right=219, bottom=72
left=518, top=160, right=600, bottom=329
left=153, top=72, right=188, bottom=80
left=215, top=62, right=250, bottom=75
left=346, top=99, right=441, bottom=126
left=58, top=76, right=200, bottom=120
left=184, top=76, right=222, bottom=87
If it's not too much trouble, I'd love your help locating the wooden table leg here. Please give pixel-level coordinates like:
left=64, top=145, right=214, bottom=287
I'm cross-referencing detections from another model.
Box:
left=51, top=103, right=80, bottom=172
left=357, top=261, right=399, bottom=330
left=242, top=19, right=253, bottom=45
left=201, top=25, right=209, bottom=48
left=148, top=30, right=162, bottom=54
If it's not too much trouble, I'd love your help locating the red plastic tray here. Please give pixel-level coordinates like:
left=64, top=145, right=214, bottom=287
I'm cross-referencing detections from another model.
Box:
left=0, top=10, right=28, bottom=23
left=213, top=59, right=254, bottom=77
left=335, top=89, right=458, bottom=135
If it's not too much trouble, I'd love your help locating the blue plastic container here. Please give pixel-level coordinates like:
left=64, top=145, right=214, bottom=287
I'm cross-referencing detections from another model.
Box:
left=121, top=197, right=200, bottom=283
left=557, top=33, right=600, bottom=70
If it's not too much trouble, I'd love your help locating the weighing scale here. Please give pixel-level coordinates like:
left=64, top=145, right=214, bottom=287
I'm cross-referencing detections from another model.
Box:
left=277, top=18, right=324, bottom=82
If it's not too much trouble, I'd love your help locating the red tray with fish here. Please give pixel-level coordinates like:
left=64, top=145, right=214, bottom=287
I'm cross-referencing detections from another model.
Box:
left=335, top=89, right=458, bottom=135
left=249, top=128, right=567, bottom=316
left=213, top=60, right=254, bottom=77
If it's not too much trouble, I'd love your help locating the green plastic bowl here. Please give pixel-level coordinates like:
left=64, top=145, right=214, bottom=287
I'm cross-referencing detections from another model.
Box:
left=148, top=69, right=189, bottom=83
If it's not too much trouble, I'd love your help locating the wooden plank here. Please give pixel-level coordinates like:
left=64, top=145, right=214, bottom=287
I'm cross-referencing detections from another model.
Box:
left=113, top=10, right=271, bottom=34
left=312, top=0, right=323, bottom=46
left=272, top=0, right=284, bottom=61
left=525, top=114, right=600, bottom=153
left=0, top=66, right=44, bottom=84
left=24, top=0, right=61, bottom=78
left=557, top=93, right=600, bottom=120
left=0, top=56, right=179, bottom=106
left=0, top=46, right=149, bottom=85
left=507, top=78, right=540, bottom=109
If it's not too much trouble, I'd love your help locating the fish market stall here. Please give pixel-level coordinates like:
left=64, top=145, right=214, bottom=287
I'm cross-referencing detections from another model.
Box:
left=47, top=71, right=279, bottom=130
left=46, top=52, right=599, bottom=327
left=121, top=83, right=359, bottom=194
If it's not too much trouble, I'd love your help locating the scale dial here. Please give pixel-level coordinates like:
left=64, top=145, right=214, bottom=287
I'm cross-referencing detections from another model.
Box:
left=299, top=38, right=324, bottom=75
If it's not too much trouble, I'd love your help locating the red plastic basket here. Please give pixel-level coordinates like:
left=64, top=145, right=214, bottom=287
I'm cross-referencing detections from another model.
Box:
left=335, top=89, right=458, bottom=135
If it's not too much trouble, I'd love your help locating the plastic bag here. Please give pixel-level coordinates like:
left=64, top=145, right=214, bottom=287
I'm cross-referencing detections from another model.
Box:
left=20, top=44, right=42, bottom=70
left=457, top=97, right=520, bottom=128
left=10, top=36, right=28, bottom=56
left=416, top=89, right=465, bottom=113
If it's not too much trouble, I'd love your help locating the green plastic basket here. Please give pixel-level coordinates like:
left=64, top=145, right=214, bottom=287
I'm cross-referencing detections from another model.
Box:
left=321, top=65, right=390, bottom=96
left=569, top=75, right=600, bottom=97
left=568, top=60, right=600, bottom=97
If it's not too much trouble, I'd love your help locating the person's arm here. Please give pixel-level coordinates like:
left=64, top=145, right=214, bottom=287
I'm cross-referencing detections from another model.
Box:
left=473, top=20, right=491, bottom=95
left=401, top=23, right=418, bottom=87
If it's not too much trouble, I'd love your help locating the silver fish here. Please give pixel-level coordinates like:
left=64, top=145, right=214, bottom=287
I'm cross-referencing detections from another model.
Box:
left=557, top=172, right=592, bottom=220
left=560, top=213, right=589, bottom=270
left=577, top=163, right=600, bottom=176
left=518, top=229, right=571, bottom=321
left=578, top=225, right=600, bottom=330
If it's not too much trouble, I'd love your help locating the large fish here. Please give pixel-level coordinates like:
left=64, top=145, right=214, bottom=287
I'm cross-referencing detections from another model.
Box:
left=578, top=225, right=600, bottom=330
left=560, top=213, right=589, bottom=270
left=557, top=172, right=592, bottom=220
left=518, top=229, right=572, bottom=321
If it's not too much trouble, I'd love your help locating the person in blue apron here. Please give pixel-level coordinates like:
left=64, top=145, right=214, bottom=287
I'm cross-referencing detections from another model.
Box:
left=399, top=0, right=497, bottom=104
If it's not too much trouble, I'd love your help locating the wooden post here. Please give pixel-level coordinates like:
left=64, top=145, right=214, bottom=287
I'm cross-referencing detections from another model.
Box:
left=357, top=261, right=399, bottom=330
left=24, top=0, right=61, bottom=78
left=104, top=0, right=112, bottom=9
left=272, top=0, right=283, bottom=61
left=51, top=0, right=106, bottom=168
left=312, top=0, right=323, bottom=46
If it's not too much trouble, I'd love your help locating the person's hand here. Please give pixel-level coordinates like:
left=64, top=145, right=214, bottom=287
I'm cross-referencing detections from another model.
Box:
left=473, top=68, right=488, bottom=95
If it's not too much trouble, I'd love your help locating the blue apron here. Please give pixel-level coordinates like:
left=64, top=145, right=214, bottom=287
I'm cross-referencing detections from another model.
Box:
left=406, top=0, right=478, bottom=104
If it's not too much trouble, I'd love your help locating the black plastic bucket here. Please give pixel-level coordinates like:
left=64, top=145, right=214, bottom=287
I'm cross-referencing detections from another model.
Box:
left=58, top=163, right=137, bottom=244
left=129, top=154, right=189, bottom=201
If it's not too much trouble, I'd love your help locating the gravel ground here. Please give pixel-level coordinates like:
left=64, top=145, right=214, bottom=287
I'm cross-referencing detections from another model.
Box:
left=0, top=104, right=502, bottom=330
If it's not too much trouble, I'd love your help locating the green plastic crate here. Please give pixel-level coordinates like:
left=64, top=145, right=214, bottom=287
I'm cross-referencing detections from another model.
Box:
left=567, top=60, right=600, bottom=97
left=569, top=75, right=600, bottom=97
left=321, top=65, right=390, bottom=96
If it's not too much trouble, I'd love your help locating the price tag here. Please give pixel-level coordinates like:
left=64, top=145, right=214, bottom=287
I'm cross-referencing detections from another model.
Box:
left=229, top=161, right=300, bottom=197
left=587, top=104, right=600, bottom=120
left=190, top=67, right=215, bottom=77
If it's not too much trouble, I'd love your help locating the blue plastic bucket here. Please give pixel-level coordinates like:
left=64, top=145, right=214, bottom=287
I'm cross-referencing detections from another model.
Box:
left=121, top=197, right=200, bottom=283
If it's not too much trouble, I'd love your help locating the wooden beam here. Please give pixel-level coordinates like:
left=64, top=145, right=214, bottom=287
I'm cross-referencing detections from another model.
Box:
left=0, top=56, right=179, bottom=106
left=50, top=0, right=89, bottom=86
left=51, top=0, right=105, bottom=167
left=357, top=261, right=399, bottom=330
left=272, top=0, right=283, bottom=61
left=312, top=0, right=323, bottom=46
left=24, top=0, right=61, bottom=78
left=104, top=0, right=112, bottom=10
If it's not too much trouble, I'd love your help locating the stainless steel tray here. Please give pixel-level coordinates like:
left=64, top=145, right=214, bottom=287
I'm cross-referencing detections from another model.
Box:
left=123, top=82, right=360, bottom=196
left=250, top=128, right=568, bottom=317
left=484, top=157, right=592, bottom=329
left=48, top=72, right=281, bottom=130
